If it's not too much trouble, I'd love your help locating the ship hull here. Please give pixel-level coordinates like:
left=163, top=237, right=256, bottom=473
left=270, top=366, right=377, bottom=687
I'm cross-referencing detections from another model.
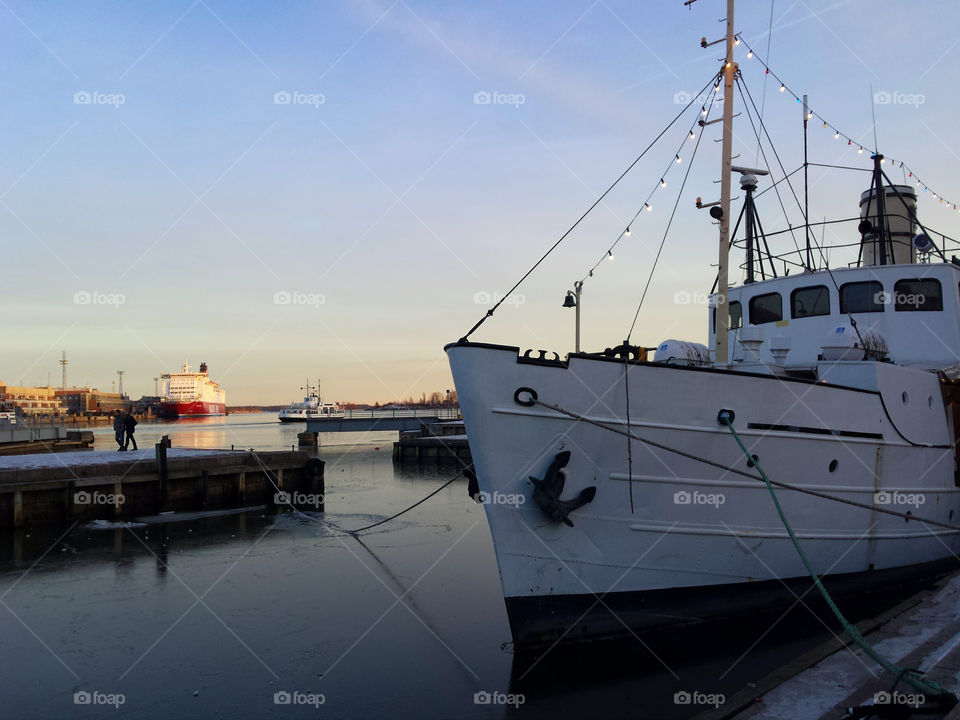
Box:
left=446, top=341, right=960, bottom=648
left=160, top=401, right=226, bottom=418
left=505, top=555, right=957, bottom=647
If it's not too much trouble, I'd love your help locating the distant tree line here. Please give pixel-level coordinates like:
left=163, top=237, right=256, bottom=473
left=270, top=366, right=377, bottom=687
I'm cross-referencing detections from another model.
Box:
left=346, top=390, right=458, bottom=409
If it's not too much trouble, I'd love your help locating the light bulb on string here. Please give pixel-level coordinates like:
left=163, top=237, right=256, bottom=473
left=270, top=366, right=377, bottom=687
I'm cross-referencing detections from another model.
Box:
left=607, top=250, right=614, bottom=261
left=689, top=130, right=696, bottom=139
left=835, top=131, right=840, bottom=139
left=746, top=50, right=753, bottom=59
left=701, top=106, right=707, bottom=116
left=660, top=178, right=666, bottom=187
left=734, top=37, right=740, bottom=46
left=625, top=227, right=631, bottom=236
left=675, top=154, right=682, bottom=163
left=645, top=202, right=652, bottom=212
left=779, top=84, right=785, bottom=92
left=858, top=146, right=864, bottom=154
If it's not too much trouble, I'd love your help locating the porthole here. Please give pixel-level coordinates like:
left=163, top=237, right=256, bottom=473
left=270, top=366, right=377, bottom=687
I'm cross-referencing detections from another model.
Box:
left=747, top=454, right=759, bottom=468
left=902, top=391, right=909, bottom=404
left=828, top=459, right=839, bottom=473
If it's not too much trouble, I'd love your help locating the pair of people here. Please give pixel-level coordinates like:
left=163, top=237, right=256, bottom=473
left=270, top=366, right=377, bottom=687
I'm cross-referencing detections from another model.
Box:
left=112, top=410, right=138, bottom=451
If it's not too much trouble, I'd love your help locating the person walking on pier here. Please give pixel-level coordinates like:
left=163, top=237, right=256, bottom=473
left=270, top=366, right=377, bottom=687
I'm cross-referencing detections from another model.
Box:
left=123, top=411, right=138, bottom=451
left=113, top=410, right=125, bottom=451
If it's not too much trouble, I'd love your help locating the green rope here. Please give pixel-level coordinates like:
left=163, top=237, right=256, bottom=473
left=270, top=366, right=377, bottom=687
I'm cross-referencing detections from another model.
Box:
left=718, top=410, right=954, bottom=700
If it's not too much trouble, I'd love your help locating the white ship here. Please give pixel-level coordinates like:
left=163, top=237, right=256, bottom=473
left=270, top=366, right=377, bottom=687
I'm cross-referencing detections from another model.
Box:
left=448, top=1, right=960, bottom=648
left=160, top=361, right=226, bottom=417
left=278, top=382, right=343, bottom=422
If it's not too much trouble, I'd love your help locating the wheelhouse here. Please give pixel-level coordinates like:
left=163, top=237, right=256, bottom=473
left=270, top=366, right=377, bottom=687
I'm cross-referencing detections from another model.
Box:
left=709, top=263, right=960, bottom=369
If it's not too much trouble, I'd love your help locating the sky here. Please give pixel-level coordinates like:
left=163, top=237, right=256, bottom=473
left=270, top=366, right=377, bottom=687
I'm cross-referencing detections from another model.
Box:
left=2, top=0, right=959, bottom=404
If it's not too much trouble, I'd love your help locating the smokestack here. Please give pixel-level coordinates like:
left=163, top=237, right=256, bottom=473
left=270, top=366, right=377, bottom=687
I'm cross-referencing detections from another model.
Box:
left=859, top=185, right=917, bottom=265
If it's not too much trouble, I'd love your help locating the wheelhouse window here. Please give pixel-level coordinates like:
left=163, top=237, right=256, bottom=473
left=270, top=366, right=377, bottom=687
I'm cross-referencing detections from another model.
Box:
left=711, top=300, right=742, bottom=331
left=840, top=281, right=884, bottom=313
left=729, top=301, right=742, bottom=330
left=894, top=278, right=942, bottom=312
left=749, top=293, right=782, bottom=325
left=791, top=285, right=830, bottom=318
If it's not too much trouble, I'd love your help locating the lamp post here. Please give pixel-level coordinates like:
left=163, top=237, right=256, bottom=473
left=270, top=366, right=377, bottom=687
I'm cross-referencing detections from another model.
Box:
left=563, top=280, right=583, bottom=353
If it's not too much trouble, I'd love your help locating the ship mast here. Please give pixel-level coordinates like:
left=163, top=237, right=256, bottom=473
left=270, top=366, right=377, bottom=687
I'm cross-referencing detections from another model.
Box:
left=714, top=0, right=736, bottom=365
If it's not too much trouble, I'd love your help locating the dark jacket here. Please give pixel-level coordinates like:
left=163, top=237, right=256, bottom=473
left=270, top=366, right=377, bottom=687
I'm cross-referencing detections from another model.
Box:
left=124, top=414, right=138, bottom=432
left=113, top=415, right=124, bottom=432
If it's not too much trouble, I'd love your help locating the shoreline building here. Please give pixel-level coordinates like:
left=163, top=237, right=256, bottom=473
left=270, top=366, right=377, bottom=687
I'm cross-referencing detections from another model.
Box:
left=0, top=382, right=64, bottom=417
left=54, top=388, right=129, bottom=416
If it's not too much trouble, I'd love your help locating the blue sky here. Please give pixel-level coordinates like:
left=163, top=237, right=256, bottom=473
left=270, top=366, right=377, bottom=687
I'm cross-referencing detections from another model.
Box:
left=2, top=0, right=958, bottom=403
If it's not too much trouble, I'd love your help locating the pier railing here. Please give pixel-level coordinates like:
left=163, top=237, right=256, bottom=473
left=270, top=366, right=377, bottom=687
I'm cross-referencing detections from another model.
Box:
left=341, top=408, right=461, bottom=421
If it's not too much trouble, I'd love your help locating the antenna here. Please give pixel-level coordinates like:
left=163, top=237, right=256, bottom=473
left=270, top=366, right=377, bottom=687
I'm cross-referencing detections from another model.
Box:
left=869, top=83, right=879, bottom=153
left=60, top=350, right=68, bottom=391
left=803, top=94, right=812, bottom=271
left=117, top=370, right=125, bottom=397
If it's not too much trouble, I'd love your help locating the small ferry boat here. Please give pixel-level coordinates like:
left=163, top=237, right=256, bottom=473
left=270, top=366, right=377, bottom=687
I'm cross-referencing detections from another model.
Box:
left=278, top=382, right=343, bottom=422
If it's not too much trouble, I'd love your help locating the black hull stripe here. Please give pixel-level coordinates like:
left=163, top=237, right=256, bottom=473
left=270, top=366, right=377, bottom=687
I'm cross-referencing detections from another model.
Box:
left=747, top=422, right=883, bottom=440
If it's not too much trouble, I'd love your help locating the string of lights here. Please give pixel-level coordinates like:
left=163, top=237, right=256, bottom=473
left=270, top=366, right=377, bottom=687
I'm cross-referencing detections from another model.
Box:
left=579, top=72, right=721, bottom=284
left=735, top=35, right=960, bottom=214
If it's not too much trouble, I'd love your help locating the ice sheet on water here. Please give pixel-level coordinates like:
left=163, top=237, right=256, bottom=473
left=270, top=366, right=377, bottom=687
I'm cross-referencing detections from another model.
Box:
left=83, top=519, right=147, bottom=530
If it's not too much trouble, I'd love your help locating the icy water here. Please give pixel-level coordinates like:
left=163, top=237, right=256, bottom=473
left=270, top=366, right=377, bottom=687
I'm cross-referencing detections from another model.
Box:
left=0, top=414, right=924, bottom=719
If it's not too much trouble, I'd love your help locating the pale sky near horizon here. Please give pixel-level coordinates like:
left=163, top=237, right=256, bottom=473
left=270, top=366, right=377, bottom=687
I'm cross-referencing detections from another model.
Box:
left=3, top=0, right=959, bottom=404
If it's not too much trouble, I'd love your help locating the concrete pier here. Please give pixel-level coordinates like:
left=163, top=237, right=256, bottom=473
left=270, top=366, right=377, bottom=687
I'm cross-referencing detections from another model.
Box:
left=0, top=447, right=320, bottom=528
left=392, top=421, right=471, bottom=464
left=0, top=426, right=94, bottom=455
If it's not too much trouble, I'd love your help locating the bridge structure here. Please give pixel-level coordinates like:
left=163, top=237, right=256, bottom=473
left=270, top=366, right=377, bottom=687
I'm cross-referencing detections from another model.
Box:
left=304, top=408, right=461, bottom=433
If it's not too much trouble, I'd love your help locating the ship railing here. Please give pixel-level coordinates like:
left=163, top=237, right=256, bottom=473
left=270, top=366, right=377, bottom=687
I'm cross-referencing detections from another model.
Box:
left=732, top=215, right=960, bottom=277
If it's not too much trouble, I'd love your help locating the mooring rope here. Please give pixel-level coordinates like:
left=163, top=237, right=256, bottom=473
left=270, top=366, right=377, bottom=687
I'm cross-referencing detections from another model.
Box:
left=249, top=450, right=465, bottom=536
left=526, top=397, right=960, bottom=532
left=348, top=470, right=465, bottom=534
left=718, top=410, right=954, bottom=700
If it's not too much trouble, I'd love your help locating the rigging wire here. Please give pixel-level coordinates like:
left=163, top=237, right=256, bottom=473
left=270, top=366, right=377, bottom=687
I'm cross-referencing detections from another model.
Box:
left=459, top=71, right=721, bottom=342
left=626, top=91, right=715, bottom=341
left=737, top=36, right=960, bottom=214
left=580, top=92, right=717, bottom=285
left=735, top=75, right=805, bottom=266
left=753, top=0, right=777, bottom=166
left=736, top=74, right=808, bottom=265
left=618, top=81, right=717, bottom=513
